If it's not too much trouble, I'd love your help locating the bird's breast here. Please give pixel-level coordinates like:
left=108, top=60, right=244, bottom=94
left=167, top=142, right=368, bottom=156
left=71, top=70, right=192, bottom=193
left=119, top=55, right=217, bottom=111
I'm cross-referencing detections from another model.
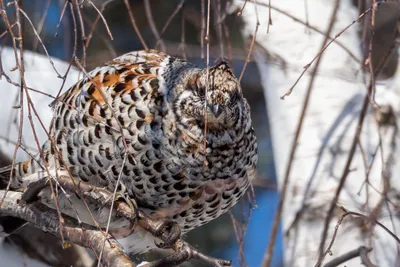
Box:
left=123, top=129, right=255, bottom=232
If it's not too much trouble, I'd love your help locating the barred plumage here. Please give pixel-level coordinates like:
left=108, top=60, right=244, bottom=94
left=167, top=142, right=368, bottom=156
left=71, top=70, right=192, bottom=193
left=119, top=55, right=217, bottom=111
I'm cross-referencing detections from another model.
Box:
left=1, top=50, right=258, bottom=254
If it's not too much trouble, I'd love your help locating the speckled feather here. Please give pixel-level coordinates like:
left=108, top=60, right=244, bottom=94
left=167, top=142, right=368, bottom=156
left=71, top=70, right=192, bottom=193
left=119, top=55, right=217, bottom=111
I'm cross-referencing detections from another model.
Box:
left=4, top=50, right=258, bottom=253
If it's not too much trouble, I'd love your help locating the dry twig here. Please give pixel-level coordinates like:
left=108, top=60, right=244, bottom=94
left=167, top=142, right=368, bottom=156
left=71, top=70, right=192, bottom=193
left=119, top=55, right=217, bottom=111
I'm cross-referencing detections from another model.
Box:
left=317, top=10, right=400, bottom=263
left=316, top=207, right=399, bottom=267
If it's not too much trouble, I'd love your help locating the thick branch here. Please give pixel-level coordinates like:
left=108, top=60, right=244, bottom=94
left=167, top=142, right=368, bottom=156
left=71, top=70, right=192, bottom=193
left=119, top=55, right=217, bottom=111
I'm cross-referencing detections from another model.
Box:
left=11, top=175, right=232, bottom=267
left=0, top=190, right=135, bottom=267
left=323, top=246, right=375, bottom=267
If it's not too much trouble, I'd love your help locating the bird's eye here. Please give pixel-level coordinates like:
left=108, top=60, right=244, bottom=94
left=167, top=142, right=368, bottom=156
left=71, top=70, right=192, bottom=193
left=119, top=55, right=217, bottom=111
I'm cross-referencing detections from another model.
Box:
left=230, top=91, right=239, bottom=103
left=198, top=87, right=205, bottom=97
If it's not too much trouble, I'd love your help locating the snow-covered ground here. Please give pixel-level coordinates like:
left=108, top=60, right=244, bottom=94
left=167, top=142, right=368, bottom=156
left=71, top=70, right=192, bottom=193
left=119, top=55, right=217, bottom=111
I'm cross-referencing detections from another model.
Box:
left=0, top=239, right=48, bottom=267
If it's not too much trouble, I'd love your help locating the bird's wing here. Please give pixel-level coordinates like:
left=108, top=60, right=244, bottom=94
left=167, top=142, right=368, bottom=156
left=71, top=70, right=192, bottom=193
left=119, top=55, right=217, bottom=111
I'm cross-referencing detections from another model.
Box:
left=46, top=50, right=172, bottom=189
left=51, top=50, right=170, bottom=133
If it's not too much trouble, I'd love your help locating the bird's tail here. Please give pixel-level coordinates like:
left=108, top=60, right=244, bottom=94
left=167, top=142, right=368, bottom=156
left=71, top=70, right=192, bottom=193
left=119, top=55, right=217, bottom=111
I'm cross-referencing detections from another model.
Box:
left=0, top=157, right=44, bottom=190
left=0, top=164, right=12, bottom=189
left=0, top=162, right=28, bottom=236
left=0, top=157, right=44, bottom=236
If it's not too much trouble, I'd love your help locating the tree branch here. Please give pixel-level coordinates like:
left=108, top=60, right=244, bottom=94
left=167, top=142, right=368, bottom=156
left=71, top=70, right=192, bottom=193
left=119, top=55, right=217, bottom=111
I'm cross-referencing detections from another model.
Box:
left=1, top=175, right=232, bottom=267
left=0, top=190, right=135, bottom=267
left=323, top=246, right=375, bottom=267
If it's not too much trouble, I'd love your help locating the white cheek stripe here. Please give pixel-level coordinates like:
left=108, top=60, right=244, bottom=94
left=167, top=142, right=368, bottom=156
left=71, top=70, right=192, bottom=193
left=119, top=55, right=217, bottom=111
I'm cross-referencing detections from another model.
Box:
left=157, top=57, right=170, bottom=95
left=177, top=90, right=192, bottom=100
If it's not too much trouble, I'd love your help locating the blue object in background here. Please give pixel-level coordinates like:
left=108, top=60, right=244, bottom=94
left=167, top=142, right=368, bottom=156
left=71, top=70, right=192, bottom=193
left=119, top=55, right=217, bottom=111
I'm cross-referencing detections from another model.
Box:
left=222, top=62, right=283, bottom=267
left=42, top=1, right=71, bottom=60
left=17, top=0, right=72, bottom=61
left=224, top=190, right=284, bottom=267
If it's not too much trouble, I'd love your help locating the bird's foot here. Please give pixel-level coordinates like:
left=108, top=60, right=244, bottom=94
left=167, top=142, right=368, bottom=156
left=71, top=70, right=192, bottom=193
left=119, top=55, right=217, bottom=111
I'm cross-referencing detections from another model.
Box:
left=114, top=191, right=139, bottom=226
left=153, top=219, right=181, bottom=249
left=145, top=241, right=232, bottom=267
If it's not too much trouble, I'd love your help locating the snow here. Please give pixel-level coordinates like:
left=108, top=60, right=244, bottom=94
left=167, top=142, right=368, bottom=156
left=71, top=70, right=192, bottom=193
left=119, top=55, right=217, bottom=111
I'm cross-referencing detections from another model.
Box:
left=0, top=47, right=81, bottom=161
left=0, top=238, right=49, bottom=267
left=0, top=47, right=81, bottom=266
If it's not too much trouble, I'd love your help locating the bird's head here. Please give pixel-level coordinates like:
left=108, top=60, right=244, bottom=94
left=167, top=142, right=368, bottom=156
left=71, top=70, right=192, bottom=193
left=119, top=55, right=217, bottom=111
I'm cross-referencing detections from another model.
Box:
left=175, top=62, right=245, bottom=131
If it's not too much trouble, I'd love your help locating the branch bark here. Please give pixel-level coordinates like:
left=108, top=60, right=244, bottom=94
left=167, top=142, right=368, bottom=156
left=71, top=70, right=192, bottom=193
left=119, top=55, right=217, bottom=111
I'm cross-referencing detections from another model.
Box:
left=0, top=190, right=135, bottom=267
left=323, top=246, right=375, bottom=267
left=1, top=175, right=232, bottom=267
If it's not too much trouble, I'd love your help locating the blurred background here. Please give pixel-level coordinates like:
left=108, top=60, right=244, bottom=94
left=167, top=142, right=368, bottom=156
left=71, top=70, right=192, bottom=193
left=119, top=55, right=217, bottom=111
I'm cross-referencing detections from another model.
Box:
left=0, top=0, right=399, bottom=266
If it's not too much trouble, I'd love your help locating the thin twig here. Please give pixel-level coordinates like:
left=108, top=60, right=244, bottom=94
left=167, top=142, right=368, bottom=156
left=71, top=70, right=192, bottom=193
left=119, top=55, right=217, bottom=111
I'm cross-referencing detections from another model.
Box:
left=201, top=0, right=205, bottom=61
left=19, top=8, right=63, bottom=77
left=85, top=0, right=116, bottom=48
left=98, top=154, right=127, bottom=267
left=222, top=17, right=234, bottom=68
left=238, top=0, right=259, bottom=83
left=280, top=4, right=375, bottom=99
left=261, top=1, right=341, bottom=266
left=54, top=1, right=79, bottom=102
left=229, top=212, right=247, bottom=267
left=31, top=0, right=51, bottom=53
left=202, top=0, right=211, bottom=165
left=304, top=0, right=310, bottom=33
left=237, top=0, right=248, bottom=16
left=267, top=0, right=272, bottom=33
left=143, top=0, right=165, bottom=51
left=364, top=0, right=378, bottom=105
left=252, top=1, right=360, bottom=64
left=17, top=0, right=70, bottom=244
left=0, top=23, right=16, bottom=40
left=5, top=2, right=102, bottom=244
left=123, top=0, right=148, bottom=50
left=73, top=0, right=87, bottom=67
left=87, top=0, right=114, bottom=41
left=83, top=15, right=117, bottom=59
left=211, top=0, right=225, bottom=60
left=0, top=0, right=25, bottom=207
left=157, top=0, right=185, bottom=48
left=316, top=208, right=399, bottom=267
left=317, top=11, right=400, bottom=264
left=55, top=0, right=68, bottom=37
left=179, top=6, right=187, bottom=60
left=316, top=74, right=371, bottom=266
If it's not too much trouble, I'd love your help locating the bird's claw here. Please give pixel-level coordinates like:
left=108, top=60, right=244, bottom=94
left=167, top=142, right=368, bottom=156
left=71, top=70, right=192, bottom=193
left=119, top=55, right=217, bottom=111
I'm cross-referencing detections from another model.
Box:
left=153, top=219, right=181, bottom=249
left=114, top=191, right=139, bottom=223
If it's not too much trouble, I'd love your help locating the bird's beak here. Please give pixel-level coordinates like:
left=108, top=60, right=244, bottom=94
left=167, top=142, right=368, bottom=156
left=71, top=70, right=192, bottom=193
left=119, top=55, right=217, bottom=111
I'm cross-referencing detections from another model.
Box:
left=209, top=104, right=223, bottom=118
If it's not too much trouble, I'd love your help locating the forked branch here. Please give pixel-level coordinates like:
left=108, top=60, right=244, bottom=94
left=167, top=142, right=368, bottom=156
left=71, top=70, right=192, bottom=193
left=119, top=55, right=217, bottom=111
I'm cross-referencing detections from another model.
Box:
left=1, top=175, right=231, bottom=267
left=0, top=190, right=135, bottom=267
